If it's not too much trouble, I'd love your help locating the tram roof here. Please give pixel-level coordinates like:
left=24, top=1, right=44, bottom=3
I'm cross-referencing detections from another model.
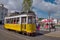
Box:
left=5, top=11, right=36, bottom=19
left=8, top=11, right=36, bottom=16
left=20, top=11, right=36, bottom=15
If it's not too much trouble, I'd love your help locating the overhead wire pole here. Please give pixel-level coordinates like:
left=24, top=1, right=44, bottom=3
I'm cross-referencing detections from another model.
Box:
left=48, top=11, right=51, bottom=31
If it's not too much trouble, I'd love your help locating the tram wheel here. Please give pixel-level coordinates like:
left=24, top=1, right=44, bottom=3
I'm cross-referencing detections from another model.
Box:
left=22, top=31, right=26, bottom=35
left=19, top=32, right=22, bottom=34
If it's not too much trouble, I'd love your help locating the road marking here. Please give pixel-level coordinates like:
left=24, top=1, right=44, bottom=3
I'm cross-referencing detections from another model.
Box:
left=0, top=29, right=30, bottom=40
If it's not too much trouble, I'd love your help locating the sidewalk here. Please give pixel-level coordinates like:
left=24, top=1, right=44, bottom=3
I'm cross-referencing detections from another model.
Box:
left=40, top=26, right=60, bottom=37
left=44, top=31, right=60, bottom=37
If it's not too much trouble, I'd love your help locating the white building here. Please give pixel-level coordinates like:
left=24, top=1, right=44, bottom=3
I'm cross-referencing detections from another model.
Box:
left=53, top=19, right=57, bottom=24
left=0, top=4, right=8, bottom=24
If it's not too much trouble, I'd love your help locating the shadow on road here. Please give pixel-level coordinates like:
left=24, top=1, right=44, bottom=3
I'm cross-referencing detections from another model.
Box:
left=34, top=30, right=50, bottom=37
left=4, top=29, right=51, bottom=37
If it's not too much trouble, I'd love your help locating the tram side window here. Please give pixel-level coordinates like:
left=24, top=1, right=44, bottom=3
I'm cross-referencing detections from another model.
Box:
left=13, top=17, right=19, bottom=24
left=6, top=17, right=19, bottom=24
left=16, top=17, right=19, bottom=24
left=11, top=18, right=13, bottom=23
left=6, top=19, right=10, bottom=23
left=13, top=18, right=16, bottom=24
left=21, top=17, right=26, bottom=23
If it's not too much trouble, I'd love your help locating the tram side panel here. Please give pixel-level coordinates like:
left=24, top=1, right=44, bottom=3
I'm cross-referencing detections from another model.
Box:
left=4, top=24, right=36, bottom=34
left=4, top=15, right=36, bottom=34
left=26, top=24, right=36, bottom=34
left=4, top=24, right=22, bottom=32
left=21, top=24, right=26, bottom=32
left=4, top=17, right=22, bottom=32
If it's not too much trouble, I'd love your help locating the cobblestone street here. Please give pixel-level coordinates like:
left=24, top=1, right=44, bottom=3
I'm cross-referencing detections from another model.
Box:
left=0, top=25, right=60, bottom=40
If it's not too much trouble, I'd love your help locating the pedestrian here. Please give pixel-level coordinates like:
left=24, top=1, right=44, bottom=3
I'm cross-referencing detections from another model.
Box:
left=45, top=23, right=49, bottom=30
left=49, top=23, right=52, bottom=32
left=38, top=23, right=40, bottom=30
left=51, top=23, right=56, bottom=31
left=36, top=22, right=40, bottom=33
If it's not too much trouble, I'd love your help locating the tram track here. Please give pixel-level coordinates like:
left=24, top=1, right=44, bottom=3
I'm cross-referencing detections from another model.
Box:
left=0, top=25, right=31, bottom=40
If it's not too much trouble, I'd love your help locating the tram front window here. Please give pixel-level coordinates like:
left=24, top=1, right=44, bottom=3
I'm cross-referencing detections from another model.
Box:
left=28, top=17, right=36, bottom=24
left=33, top=17, right=36, bottom=24
left=28, top=16, right=32, bottom=24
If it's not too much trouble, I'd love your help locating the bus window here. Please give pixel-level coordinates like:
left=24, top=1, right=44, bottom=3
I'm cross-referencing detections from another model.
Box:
left=28, top=16, right=32, bottom=24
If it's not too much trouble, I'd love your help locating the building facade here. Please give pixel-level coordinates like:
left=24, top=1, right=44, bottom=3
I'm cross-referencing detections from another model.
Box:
left=0, top=4, right=8, bottom=24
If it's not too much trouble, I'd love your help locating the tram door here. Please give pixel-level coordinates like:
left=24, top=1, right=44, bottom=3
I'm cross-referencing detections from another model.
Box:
left=21, top=17, right=26, bottom=32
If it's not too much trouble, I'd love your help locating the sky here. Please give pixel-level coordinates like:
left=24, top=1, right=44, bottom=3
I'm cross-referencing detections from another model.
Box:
left=0, top=0, right=60, bottom=19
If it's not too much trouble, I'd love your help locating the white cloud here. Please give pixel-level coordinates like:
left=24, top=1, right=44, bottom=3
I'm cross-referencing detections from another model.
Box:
left=53, top=0, right=60, bottom=18
left=0, top=0, right=60, bottom=18
left=55, top=0, right=60, bottom=5
left=33, top=0, right=57, bottom=12
left=53, top=11, right=60, bottom=18
left=0, top=0, right=23, bottom=12
left=0, top=0, right=8, bottom=4
left=32, top=0, right=60, bottom=18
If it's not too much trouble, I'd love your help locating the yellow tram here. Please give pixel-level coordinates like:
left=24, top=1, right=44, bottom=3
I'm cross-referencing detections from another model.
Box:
left=4, top=12, right=36, bottom=35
